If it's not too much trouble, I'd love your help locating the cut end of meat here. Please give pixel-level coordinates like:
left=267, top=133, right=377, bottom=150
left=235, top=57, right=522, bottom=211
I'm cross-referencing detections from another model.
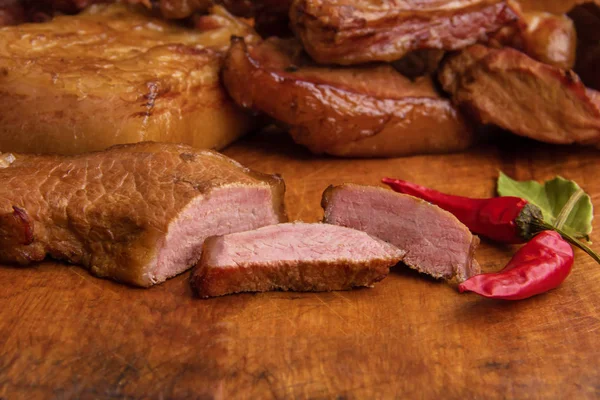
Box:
left=322, top=184, right=480, bottom=283
left=439, top=44, right=600, bottom=146
left=191, top=223, right=405, bottom=298
left=142, top=184, right=282, bottom=286
left=0, top=142, right=288, bottom=287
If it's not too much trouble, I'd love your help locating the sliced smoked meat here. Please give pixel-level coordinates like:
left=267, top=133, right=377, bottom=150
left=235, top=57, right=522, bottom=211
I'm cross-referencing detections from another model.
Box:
left=322, top=184, right=480, bottom=282
left=0, top=142, right=287, bottom=287
left=439, top=44, right=600, bottom=146
left=222, top=37, right=474, bottom=158
left=290, top=0, right=518, bottom=65
left=191, top=223, right=405, bottom=298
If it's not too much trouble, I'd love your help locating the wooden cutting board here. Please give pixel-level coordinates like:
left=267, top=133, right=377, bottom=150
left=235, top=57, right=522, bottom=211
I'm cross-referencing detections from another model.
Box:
left=1, top=132, right=599, bottom=399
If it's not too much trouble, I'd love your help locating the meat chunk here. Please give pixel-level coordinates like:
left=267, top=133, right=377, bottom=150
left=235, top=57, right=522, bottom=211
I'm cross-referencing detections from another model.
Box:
left=322, top=184, right=480, bottom=282
left=290, top=0, right=518, bottom=65
left=0, top=142, right=287, bottom=287
left=439, top=45, right=600, bottom=146
left=222, top=37, right=474, bottom=158
left=0, top=4, right=257, bottom=155
left=191, top=223, right=405, bottom=297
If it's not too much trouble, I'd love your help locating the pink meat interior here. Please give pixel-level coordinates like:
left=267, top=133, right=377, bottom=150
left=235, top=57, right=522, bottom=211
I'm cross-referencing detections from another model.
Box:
left=204, top=223, right=404, bottom=267
left=144, top=185, right=280, bottom=285
left=324, top=186, right=474, bottom=278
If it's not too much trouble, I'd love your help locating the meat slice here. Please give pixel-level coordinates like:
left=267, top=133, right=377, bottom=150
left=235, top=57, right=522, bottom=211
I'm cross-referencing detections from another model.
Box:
left=322, top=184, right=480, bottom=282
left=290, top=0, right=518, bottom=65
left=191, top=223, right=405, bottom=298
left=0, top=142, right=287, bottom=287
left=222, top=37, right=474, bottom=158
left=439, top=44, right=600, bottom=146
left=0, top=4, right=258, bottom=155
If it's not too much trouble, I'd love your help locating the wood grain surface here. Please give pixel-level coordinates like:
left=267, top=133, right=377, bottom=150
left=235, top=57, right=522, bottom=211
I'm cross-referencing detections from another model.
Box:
left=1, top=132, right=599, bottom=399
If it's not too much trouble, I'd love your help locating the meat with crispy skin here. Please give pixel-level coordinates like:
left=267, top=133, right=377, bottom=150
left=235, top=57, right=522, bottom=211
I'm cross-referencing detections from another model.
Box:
left=0, top=4, right=258, bottom=155
left=439, top=44, right=600, bottom=146
left=322, top=184, right=480, bottom=282
left=0, top=142, right=287, bottom=287
left=191, top=223, right=405, bottom=298
left=222, top=37, right=474, bottom=158
left=290, top=0, right=519, bottom=65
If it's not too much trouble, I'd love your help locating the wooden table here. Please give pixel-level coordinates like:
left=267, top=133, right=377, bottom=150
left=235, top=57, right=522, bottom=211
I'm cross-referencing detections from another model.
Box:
left=1, top=132, right=599, bottom=399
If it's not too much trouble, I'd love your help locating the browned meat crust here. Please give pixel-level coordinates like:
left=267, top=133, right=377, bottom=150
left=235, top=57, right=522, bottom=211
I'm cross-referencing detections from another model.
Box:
left=192, top=223, right=405, bottom=298
left=439, top=44, right=600, bottom=145
left=0, top=142, right=287, bottom=287
left=0, top=4, right=258, bottom=155
left=290, top=0, right=518, bottom=65
left=222, top=37, right=474, bottom=158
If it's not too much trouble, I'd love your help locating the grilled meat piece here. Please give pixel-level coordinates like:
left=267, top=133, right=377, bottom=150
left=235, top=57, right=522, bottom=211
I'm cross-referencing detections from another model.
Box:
left=322, top=184, right=480, bottom=283
left=290, top=0, right=518, bottom=65
left=0, top=142, right=287, bottom=287
left=222, top=37, right=474, bottom=158
left=439, top=44, right=600, bottom=146
left=0, top=4, right=258, bottom=155
left=191, top=223, right=405, bottom=298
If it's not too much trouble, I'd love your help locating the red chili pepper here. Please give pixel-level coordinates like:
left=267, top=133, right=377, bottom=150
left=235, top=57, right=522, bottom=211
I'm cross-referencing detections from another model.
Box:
left=382, top=178, right=543, bottom=244
left=458, top=231, right=574, bottom=300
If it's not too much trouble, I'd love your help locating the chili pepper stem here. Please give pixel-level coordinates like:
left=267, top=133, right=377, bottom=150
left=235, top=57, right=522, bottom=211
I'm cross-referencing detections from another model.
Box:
left=532, top=221, right=600, bottom=265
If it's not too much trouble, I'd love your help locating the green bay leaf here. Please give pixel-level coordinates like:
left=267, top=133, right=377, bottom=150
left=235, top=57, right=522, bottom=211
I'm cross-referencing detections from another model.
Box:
left=497, top=172, right=593, bottom=240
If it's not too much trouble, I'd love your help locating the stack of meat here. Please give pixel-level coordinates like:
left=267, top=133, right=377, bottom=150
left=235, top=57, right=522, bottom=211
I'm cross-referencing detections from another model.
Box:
left=0, top=0, right=599, bottom=157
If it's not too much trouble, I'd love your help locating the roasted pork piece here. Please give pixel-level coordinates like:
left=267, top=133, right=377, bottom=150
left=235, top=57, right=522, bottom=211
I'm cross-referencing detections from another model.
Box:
left=191, top=223, right=405, bottom=297
left=0, top=142, right=287, bottom=287
left=223, top=37, right=474, bottom=158
left=0, top=4, right=257, bottom=155
left=290, top=0, right=518, bottom=65
left=322, top=184, right=480, bottom=282
left=439, top=45, right=600, bottom=146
